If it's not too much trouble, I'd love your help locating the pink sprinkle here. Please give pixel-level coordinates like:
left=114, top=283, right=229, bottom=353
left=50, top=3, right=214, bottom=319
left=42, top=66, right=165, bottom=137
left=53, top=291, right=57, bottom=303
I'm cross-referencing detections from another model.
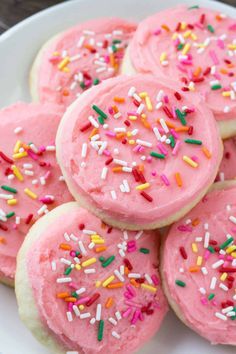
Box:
left=212, top=300, right=218, bottom=307
left=201, top=297, right=208, bottom=305
left=103, top=150, right=111, bottom=156
left=191, top=156, right=199, bottom=162
left=75, top=296, right=90, bottom=305
left=226, top=255, right=233, bottom=261
left=170, top=128, right=178, bottom=139
left=231, top=227, right=236, bottom=233
left=229, top=23, right=236, bottom=31
left=127, top=246, right=137, bottom=253
left=124, top=292, right=133, bottom=300
left=151, top=171, right=157, bottom=177
left=163, top=95, right=169, bottom=104
left=195, top=22, right=204, bottom=30
left=44, top=171, right=51, bottom=179
left=70, top=251, right=76, bottom=257
left=68, top=302, right=73, bottom=311
left=161, top=174, right=170, bottom=186
left=219, top=254, right=225, bottom=260
left=131, top=310, right=141, bottom=325
left=125, top=300, right=142, bottom=309
left=133, top=145, right=140, bottom=153
left=108, top=107, right=114, bottom=114
left=106, top=131, right=116, bottom=137
left=39, top=146, right=46, bottom=153
left=172, top=140, right=181, bottom=155
left=204, top=250, right=210, bottom=260
left=172, top=106, right=177, bottom=119
left=213, top=73, right=221, bottom=80
left=28, top=149, right=39, bottom=160
left=153, top=28, right=162, bottom=35
left=69, top=282, right=78, bottom=289
left=127, top=112, right=138, bottom=117
left=122, top=307, right=132, bottom=318
left=179, top=59, right=193, bottom=65
left=49, top=56, right=61, bottom=63
left=177, top=225, right=192, bottom=232
left=139, top=312, right=145, bottom=321
left=104, top=55, right=110, bottom=63
left=151, top=274, right=159, bottom=286
left=209, top=50, right=219, bottom=65
left=126, top=284, right=136, bottom=297
left=39, top=197, right=54, bottom=204
left=147, top=156, right=152, bottom=163
left=13, top=224, right=17, bottom=229
left=85, top=79, right=92, bottom=87
left=177, top=64, right=188, bottom=73
left=217, top=38, right=225, bottom=49
left=157, top=143, right=168, bottom=156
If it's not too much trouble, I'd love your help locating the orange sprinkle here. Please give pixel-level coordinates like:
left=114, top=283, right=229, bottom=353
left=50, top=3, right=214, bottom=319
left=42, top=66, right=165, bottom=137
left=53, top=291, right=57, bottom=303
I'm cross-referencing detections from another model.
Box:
left=112, top=105, right=119, bottom=113
left=21, top=143, right=30, bottom=151
left=56, top=292, right=70, bottom=299
left=141, top=119, right=151, bottom=129
left=175, top=126, right=189, bottom=132
left=59, top=243, right=72, bottom=251
left=95, top=246, right=107, bottom=253
left=161, top=24, right=170, bottom=32
left=189, top=266, right=199, bottom=273
left=157, top=118, right=176, bottom=129
left=215, top=14, right=223, bottom=21
left=107, top=282, right=124, bottom=289
left=105, top=297, right=114, bottom=308
left=175, top=172, right=183, bottom=187
left=110, top=53, right=116, bottom=67
left=220, top=68, right=228, bottom=75
left=101, top=221, right=107, bottom=229
left=84, top=43, right=95, bottom=51
left=113, top=96, right=125, bottom=103
left=116, top=133, right=126, bottom=139
left=202, top=146, right=212, bottom=159
left=89, top=128, right=98, bottom=139
left=193, top=67, right=202, bottom=77
left=0, top=237, right=6, bottom=244
left=130, top=279, right=140, bottom=288
left=65, top=297, right=77, bottom=303
left=62, top=89, right=69, bottom=97
left=226, top=63, right=234, bottom=69
left=137, top=164, right=144, bottom=172
left=192, top=218, right=200, bottom=227
left=112, top=167, right=122, bottom=173
left=124, top=266, right=129, bottom=275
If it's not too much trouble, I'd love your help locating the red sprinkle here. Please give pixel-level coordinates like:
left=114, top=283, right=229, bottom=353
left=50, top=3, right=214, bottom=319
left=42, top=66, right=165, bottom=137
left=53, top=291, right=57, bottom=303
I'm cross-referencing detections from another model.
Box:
left=124, top=258, right=133, bottom=271
left=105, top=157, right=113, bottom=166
left=188, top=126, right=193, bottom=135
left=162, top=106, right=174, bottom=119
left=132, top=168, right=140, bottom=182
left=25, top=214, right=34, bottom=225
left=174, top=92, right=182, bottom=100
left=179, top=246, right=188, bottom=259
left=0, top=223, right=8, bottom=231
left=79, top=223, right=85, bottom=230
left=0, top=151, right=13, bottom=164
left=140, top=191, right=153, bottom=202
left=80, top=122, right=92, bottom=132
left=86, top=293, right=100, bottom=307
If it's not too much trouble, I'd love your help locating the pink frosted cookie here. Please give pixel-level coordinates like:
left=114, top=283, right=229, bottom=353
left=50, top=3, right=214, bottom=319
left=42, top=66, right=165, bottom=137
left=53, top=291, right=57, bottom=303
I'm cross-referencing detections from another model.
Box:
left=0, top=102, right=72, bottom=286
left=162, top=181, right=236, bottom=345
left=16, top=203, right=168, bottom=354
left=123, top=5, right=236, bottom=138
left=30, top=18, right=136, bottom=107
left=56, top=74, right=222, bottom=230
left=216, top=137, right=236, bottom=181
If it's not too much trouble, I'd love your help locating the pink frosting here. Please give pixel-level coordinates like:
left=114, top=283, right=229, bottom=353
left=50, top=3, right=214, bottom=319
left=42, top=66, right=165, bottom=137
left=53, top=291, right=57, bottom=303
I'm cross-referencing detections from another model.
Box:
left=26, top=205, right=168, bottom=353
left=129, top=5, right=236, bottom=121
left=36, top=18, right=136, bottom=107
left=57, top=74, right=222, bottom=227
left=163, top=184, right=236, bottom=345
left=0, top=102, right=72, bottom=281
left=216, top=137, right=236, bottom=181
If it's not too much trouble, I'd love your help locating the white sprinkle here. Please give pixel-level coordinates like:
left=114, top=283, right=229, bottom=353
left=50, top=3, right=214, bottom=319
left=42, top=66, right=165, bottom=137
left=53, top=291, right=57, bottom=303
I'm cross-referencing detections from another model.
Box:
left=46, top=145, right=56, bottom=152
left=7, top=174, right=15, bottom=181
left=113, top=148, right=119, bottom=155
left=215, top=312, right=227, bottom=321
left=115, top=311, right=122, bottom=321
left=78, top=240, right=87, bottom=255
left=205, top=223, right=209, bottom=230
left=179, top=268, right=184, bottom=273
left=212, top=260, right=224, bottom=269
left=229, top=215, right=236, bottom=224
left=114, top=269, right=125, bottom=282
left=123, top=179, right=130, bottom=193
left=226, top=204, right=231, bottom=212
left=123, top=230, right=129, bottom=240
left=204, top=231, right=210, bottom=248
left=60, top=258, right=72, bottom=266
left=195, top=237, right=202, bottom=242
left=76, top=287, right=86, bottom=295
left=51, top=261, right=56, bottom=271
left=199, top=287, right=206, bottom=295
left=145, top=273, right=153, bottom=285
left=160, top=118, right=169, bottom=133
left=98, top=141, right=107, bottom=155
left=128, top=86, right=136, bottom=97
left=0, top=194, right=13, bottom=200
left=90, top=317, right=96, bottom=325
left=88, top=115, right=99, bottom=128
left=72, top=305, right=80, bottom=317
left=136, top=103, right=145, bottom=115
left=155, top=101, right=163, bottom=110
left=227, top=311, right=236, bottom=317
left=122, top=167, right=132, bottom=172
left=80, top=312, right=91, bottom=319
left=37, top=204, right=48, bottom=216
left=136, top=139, right=152, bottom=148
left=114, top=127, right=126, bottom=133
left=119, top=249, right=125, bottom=257
left=70, top=233, right=78, bottom=242
left=135, top=230, right=143, bottom=240
left=114, top=112, right=122, bottom=119
left=15, top=216, right=21, bottom=225
left=112, top=331, right=121, bottom=339
left=219, top=283, right=228, bottom=291
left=113, top=159, right=128, bottom=166
left=14, top=126, right=23, bottom=134
left=219, top=172, right=225, bottom=181
left=224, top=106, right=230, bottom=113
left=59, top=176, right=65, bottom=182
left=67, top=351, right=79, bottom=354
left=131, top=128, right=139, bottom=136
left=120, top=265, right=125, bottom=275
left=66, top=311, right=73, bottom=322
left=109, top=317, right=117, bottom=326
left=101, top=167, right=108, bottom=180
left=40, top=177, right=46, bottom=185
left=81, top=143, right=88, bottom=158
left=210, top=277, right=217, bottom=290
left=84, top=268, right=96, bottom=274
left=96, top=304, right=102, bottom=321
left=128, top=273, right=141, bottom=279
left=156, top=89, right=164, bottom=101
left=153, top=127, right=162, bottom=141
left=83, top=229, right=96, bottom=235
left=111, top=190, right=117, bottom=200
left=222, top=306, right=233, bottom=314
left=201, top=267, right=208, bottom=275
left=83, top=30, right=95, bottom=35
left=64, top=232, right=70, bottom=241
left=133, top=93, right=142, bottom=103
left=91, top=134, right=100, bottom=141
left=88, top=242, right=95, bottom=249
left=57, top=277, right=72, bottom=283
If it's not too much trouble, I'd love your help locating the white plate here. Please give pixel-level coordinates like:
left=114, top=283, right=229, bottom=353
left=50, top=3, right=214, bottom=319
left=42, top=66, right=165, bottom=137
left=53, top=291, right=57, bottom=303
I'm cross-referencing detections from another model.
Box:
left=0, top=0, right=235, bottom=353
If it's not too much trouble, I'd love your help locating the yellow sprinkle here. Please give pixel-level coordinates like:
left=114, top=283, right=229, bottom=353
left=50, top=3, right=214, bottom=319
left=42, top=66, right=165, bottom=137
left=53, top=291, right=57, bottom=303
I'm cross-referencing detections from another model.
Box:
left=136, top=183, right=150, bottom=191
left=13, top=140, right=21, bottom=153
left=102, top=275, right=115, bottom=287
left=139, top=92, right=147, bottom=98
left=75, top=264, right=81, bottom=271
left=222, top=91, right=231, bottom=97
left=183, top=30, right=192, bottom=38
left=58, top=56, right=70, bottom=70
left=182, top=43, right=191, bottom=55
left=183, top=155, right=198, bottom=168
left=180, top=22, right=187, bottom=30
left=126, top=132, right=132, bottom=138
left=95, top=281, right=101, bottom=288
left=13, top=151, right=28, bottom=159
left=231, top=252, right=236, bottom=258
left=191, top=33, right=197, bottom=40
left=197, top=256, right=202, bottom=266
left=53, top=51, right=60, bottom=56
left=82, top=257, right=97, bottom=267
left=228, top=44, right=236, bottom=50
left=192, top=243, right=198, bottom=253
left=79, top=305, right=84, bottom=311
left=220, top=272, right=228, bottom=281
left=12, top=165, right=24, bottom=182
left=63, top=67, right=70, bottom=73
left=7, top=199, right=17, bottom=206
left=226, top=245, right=236, bottom=254
left=160, top=52, right=167, bottom=63
left=128, top=140, right=135, bottom=145
left=141, top=113, right=147, bottom=119
left=92, top=239, right=104, bottom=244
left=24, top=188, right=37, bottom=200
left=172, top=32, right=178, bottom=40
left=145, top=96, right=153, bottom=111
left=141, top=283, right=157, bottom=293
left=128, top=115, right=137, bottom=121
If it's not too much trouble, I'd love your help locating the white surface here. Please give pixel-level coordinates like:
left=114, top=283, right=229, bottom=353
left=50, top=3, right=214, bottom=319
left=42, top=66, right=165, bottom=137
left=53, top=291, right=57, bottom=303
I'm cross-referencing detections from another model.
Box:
left=0, top=0, right=235, bottom=353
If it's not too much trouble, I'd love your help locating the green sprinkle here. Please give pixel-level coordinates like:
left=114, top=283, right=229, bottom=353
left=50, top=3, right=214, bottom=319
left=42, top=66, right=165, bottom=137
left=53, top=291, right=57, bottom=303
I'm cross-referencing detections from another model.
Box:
left=98, top=116, right=105, bottom=125
left=211, top=84, right=222, bottom=90
left=93, top=78, right=100, bottom=85
left=92, top=105, right=107, bottom=119
left=139, top=248, right=150, bottom=254
left=208, top=293, right=215, bottom=300
left=80, top=81, right=86, bottom=89
left=99, top=256, right=105, bottom=262
left=220, top=237, right=234, bottom=249
left=175, top=109, right=187, bottom=126
left=111, top=44, right=118, bottom=53
left=98, top=320, right=104, bottom=341
left=71, top=291, right=79, bottom=298
left=6, top=212, right=15, bottom=219
left=64, top=267, right=72, bottom=275
left=75, top=251, right=80, bottom=257
left=150, top=152, right=165, bottom=159
left=112, top=39, right=121, bottom=44
left=231, top=307, right=236, bottom=320
left=207, top=24, right=215, bottom=33
left=185, top=139, right=202, bottom=145
left=1, top=185, right=17, bottom=194
left=169, top=135, right=175, bottom=148
left=175, top=280, right=186, bottom=287
left=102, top=255, right=115, bottom=268
left=177, top=43, right=184, bottom=51
left=188, top=5, right=199, bottom=9
left=207, top=246, right=215, bottom=253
